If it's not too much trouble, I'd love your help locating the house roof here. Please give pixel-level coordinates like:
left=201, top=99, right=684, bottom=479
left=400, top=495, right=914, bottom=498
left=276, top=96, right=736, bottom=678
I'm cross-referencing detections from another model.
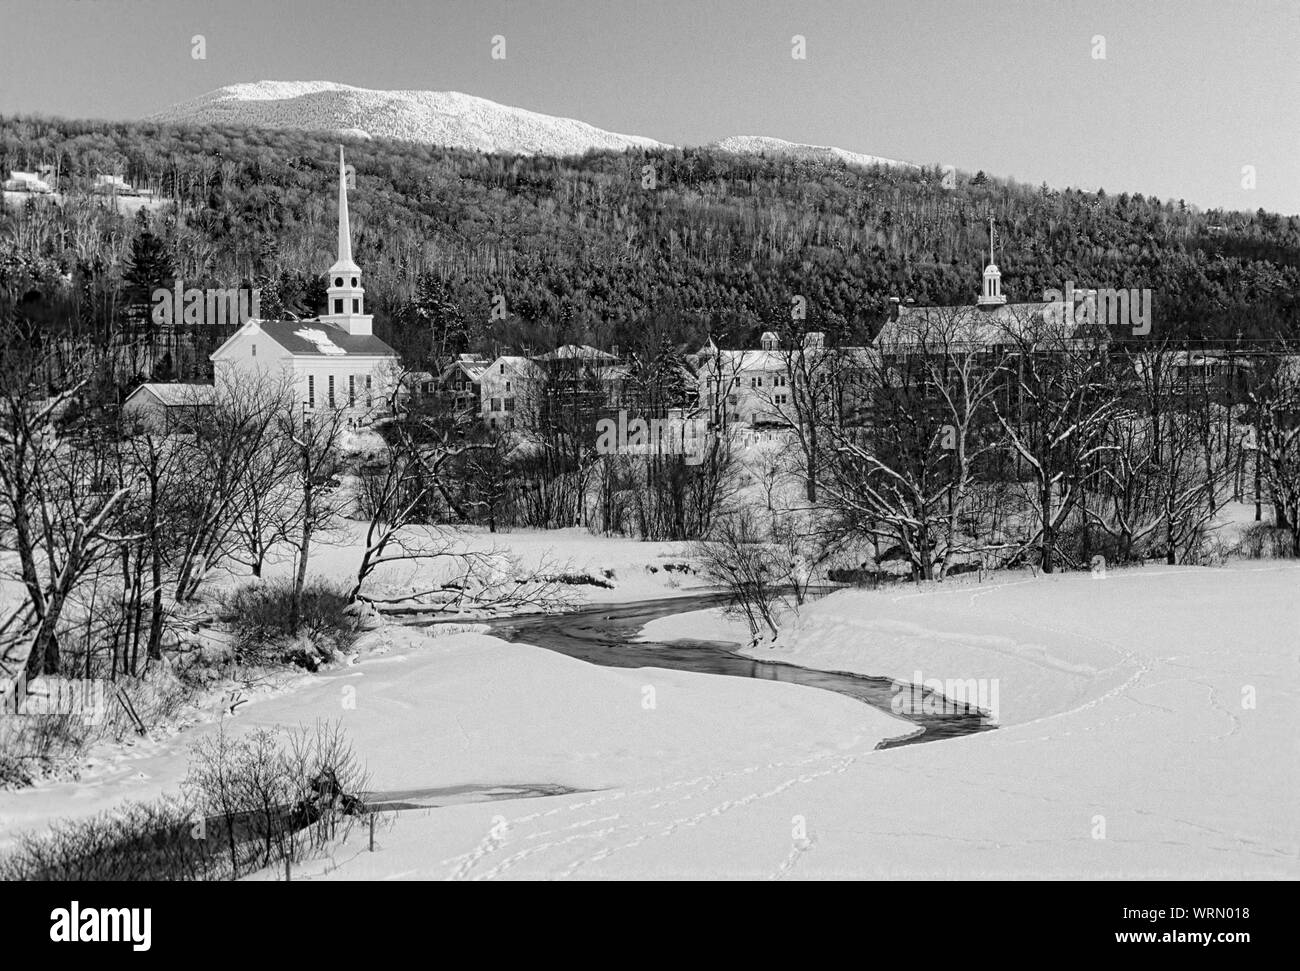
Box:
left=128, top=383, right=216, bottom=407
left=875, top=301, right=1108, bottom=349
left=532, top=344, right=618, bottom=362
left=215, top=319, right=397, bottom=359
left=485, top=355, right=536, bottom=375
left=443, top=358, right=489, bottom=382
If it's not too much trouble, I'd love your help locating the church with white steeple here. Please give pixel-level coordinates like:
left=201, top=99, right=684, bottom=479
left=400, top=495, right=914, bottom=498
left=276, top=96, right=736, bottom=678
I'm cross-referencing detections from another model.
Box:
left=210, top=147, right=397, bottom=416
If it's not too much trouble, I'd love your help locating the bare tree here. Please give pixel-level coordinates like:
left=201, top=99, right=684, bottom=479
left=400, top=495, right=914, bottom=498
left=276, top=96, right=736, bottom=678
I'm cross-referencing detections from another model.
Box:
left=171, top=376, right=291, bottom=601
left=1245, top=352, right=1300, bottom=555
left=282, top=402, right=349, bottom=633
left=0, top=334, right=132, bottom=677
left=991, top=305, right=1118, bottom=573
left=350, top=392, right=570, bottom=615
left=823, top=308, right=1011, bottom=580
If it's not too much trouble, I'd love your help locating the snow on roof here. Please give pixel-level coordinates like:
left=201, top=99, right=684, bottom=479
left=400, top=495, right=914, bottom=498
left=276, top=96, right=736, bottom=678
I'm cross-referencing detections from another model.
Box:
left=229, top=319, right=395, bottom=358
left=532, top=344, right=618, bottom=362
left=293, top=326, right=348, bottom=355
left=131, top=383, right=216, bottom=407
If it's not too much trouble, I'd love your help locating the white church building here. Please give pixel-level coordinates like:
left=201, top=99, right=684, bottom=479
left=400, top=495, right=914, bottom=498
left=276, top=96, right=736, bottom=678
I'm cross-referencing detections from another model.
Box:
left=209, top=147, right=398, bottom=419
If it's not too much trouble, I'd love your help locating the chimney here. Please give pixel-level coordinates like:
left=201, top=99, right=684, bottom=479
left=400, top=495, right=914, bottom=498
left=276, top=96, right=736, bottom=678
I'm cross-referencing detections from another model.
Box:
left=889, top=296, right=901, bottom=322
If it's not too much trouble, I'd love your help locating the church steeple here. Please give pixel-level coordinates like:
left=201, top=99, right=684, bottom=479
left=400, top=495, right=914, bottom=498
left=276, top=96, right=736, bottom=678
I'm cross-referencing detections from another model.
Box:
left=977, top=215, right=1006, bottom=308
left=322, top=146, right=372, bottom=335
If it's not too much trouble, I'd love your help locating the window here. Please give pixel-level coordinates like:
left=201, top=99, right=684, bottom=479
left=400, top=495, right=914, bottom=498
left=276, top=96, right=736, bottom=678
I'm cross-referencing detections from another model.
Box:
left=328, top=375, right=335, bottom=407
left=348, top=374, right=356, bottom=406
left=774, top=376, right=787, bottom=387
left=505, top=381, right=511, bottom=392
left=334, top=277, right=343, bottom=287
left=251, top=343, right=256, bottom=358
left=365, top=375, right=372, bottom=407
left=350, top=277, right=357, bottom=287
left=333, top=298, right=343, bottom=314
left=504, top=397, right=516, bottom=412
left=308, top=375, right=315, bottom=408
left=490, top=397, right=503, bottom=411
left=351, top=299, right=359, bottom=313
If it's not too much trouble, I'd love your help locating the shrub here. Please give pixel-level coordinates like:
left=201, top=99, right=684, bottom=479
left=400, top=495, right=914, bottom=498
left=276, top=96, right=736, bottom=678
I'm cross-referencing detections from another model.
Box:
left=220, top=579, right=358, bottom=669
left=1236, top=522, right=1298, bottom=559
left=0, top=722, right=371, bottom=881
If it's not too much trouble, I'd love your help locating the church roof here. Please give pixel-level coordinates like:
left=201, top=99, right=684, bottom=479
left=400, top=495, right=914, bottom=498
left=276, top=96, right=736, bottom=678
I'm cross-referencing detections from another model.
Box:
left=876, top=301, right=1108, bottom=349
left=242, top=319, right=396, bottom=357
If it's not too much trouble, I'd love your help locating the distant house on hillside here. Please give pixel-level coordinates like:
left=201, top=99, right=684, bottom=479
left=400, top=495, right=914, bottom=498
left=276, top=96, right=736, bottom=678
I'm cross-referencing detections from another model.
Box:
left=2, top=171, right=54, bottom=193
left=93, top=173, right=138, bottom=196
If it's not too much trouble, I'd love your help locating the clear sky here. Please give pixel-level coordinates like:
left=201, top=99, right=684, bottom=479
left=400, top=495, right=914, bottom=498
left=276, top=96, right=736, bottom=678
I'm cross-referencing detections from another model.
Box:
left=1, top=0, right=1296, bottom=214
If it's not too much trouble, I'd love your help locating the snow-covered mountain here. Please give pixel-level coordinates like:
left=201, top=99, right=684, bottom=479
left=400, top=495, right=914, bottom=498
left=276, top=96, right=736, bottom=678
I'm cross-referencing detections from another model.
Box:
left=709, top=134, right=916, bottom=171
left=149, top=81, right=669, bottom=156
left=150, top=81, right=916, bottom=170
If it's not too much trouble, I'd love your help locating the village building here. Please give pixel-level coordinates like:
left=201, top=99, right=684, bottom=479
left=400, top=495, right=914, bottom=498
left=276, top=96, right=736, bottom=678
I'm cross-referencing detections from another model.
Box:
left=436, top=353, right=492, bottom=412
left=480, top=345, right=628, bottom=428
left=121, top=382, right=216, bottom=433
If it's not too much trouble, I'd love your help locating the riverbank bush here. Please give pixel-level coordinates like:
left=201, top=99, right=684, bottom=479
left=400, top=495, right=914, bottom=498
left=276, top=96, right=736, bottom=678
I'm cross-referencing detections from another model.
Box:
left=0, top=721, right=370, bottom=880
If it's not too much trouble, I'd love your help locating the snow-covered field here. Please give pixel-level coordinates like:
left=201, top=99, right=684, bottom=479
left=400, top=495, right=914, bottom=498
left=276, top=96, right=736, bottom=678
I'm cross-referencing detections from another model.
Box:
left=3, top=528, right=1296, bottom=879
left=301, top=564, right=1298, bottom=879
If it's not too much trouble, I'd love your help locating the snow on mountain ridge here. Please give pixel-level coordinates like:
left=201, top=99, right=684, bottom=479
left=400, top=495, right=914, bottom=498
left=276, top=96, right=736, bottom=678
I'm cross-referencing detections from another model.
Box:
left=149, top=80, right=670, bottom=156
left=150, top=81, right=919, bottom=170
left=711, top=135, right=917, bottom=171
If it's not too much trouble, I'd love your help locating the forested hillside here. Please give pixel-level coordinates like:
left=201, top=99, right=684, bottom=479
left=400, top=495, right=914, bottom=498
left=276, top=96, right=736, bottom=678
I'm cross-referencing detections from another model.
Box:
left=2, top=114, right=1298, bottom=371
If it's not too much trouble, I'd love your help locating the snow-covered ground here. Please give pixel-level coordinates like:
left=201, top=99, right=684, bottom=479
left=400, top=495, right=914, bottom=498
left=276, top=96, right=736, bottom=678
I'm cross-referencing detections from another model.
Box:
left=247, top=566, right=1300, bottom=877
left=4, top=530, right=1296, bottom=879
left=0, top=622, right=899, bottom=854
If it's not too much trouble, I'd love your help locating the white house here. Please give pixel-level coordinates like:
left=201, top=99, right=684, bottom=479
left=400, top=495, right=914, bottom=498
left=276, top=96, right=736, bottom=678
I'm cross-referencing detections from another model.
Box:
left=210, top=147, right=398, bottom=420
left=696, top=331, right=794, bottom=426
left=2, top=170, right=54, bottom=193
left=480, top=355, right=535, bottom=426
